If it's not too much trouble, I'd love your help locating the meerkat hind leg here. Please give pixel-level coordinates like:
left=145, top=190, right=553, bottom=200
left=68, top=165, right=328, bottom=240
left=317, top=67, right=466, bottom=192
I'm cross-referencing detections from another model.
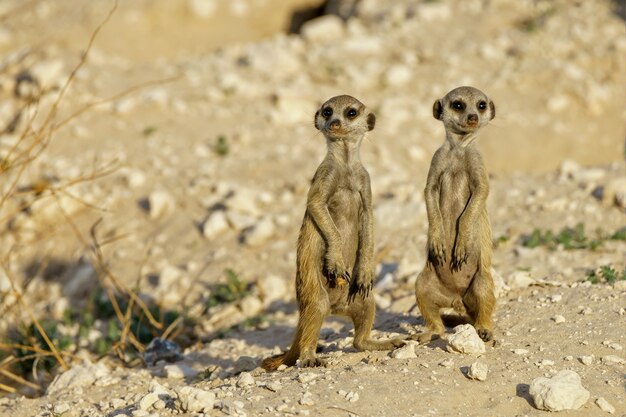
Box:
left=350, top=297, right=404, bottom=351
left=296, top=301, right=329, bottom=367
left=414, top=268, right=450, bottom=343
left=463, top=268, right=495, bottom=342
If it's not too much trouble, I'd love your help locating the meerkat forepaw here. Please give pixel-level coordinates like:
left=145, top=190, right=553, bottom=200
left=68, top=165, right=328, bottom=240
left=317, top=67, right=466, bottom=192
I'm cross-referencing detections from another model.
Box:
left=299, top=357, right=327, bottom=368
left=428, top=239, right=446, bottom=266
left=476, top=328, right=493, bottom=342
left=347, top=266, right=373, bottom=302
left=324, top=255, right=351, bottom=288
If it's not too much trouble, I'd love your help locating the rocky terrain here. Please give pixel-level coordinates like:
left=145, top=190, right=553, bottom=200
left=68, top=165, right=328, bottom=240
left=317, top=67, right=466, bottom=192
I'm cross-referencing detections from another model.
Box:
left=0, top=0, right=624, bottom=416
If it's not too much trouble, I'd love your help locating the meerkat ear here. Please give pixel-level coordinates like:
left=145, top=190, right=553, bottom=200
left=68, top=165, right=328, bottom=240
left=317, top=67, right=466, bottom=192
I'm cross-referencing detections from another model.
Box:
left=314, top=110, right=320, bottom=130
left=433, top=99, right=443, bottom=120
left=489, top=100, right=496, bottom=120
left=367, top=112, right=376, bottom=131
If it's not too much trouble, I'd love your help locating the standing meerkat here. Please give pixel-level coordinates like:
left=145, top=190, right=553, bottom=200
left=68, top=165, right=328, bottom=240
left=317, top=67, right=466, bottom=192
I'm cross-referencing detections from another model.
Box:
left=414, top=86, right=496, bottom=343
left=262, top=95, right=403, bottom=371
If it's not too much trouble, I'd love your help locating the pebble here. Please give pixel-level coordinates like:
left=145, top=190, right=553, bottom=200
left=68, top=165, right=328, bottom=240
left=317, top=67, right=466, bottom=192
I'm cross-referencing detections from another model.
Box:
left=506, top=271, right=535, bottom=289
left=203, top=210, right=230, bottom=239
left=529, top=370, right=589, bottom=411
left=187, top=0, right=218, bottom=18
left=552, top=315, right=566, bottom=324
left=447, top=324, right=486, bottom=354
left=301, top=15, right=344, bottom=42
left=46, top=362, right=110, bottom=395
left=595, top=397, right=616, bottom=414
left=601, top=355, right=625, bottom=365
left=299, top=391, right=315, bottom=406
left=265, top=380, right=282, bottom=392
left=512, top=349, right=529, bottom=355
left=236, top=372, right=255, bottom=388
left=164, top=363, right=198, bottom=379
left=297, top=373, right=318, bottom=384
left=391, top=342, right=417, bottom=359
left=578, top=355, right=593, bottom=366
left=466, top=361, right=488, bottom=381
left=148, top=190, right=175, bottom=218
left=242, top=217, right=275, bottom=246
left=177, top=386, right=216, bottom=413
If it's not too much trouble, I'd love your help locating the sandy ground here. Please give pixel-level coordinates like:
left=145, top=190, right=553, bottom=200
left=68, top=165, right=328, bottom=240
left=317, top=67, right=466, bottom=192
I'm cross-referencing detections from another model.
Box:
left=0, top=0, right=624, bottom=416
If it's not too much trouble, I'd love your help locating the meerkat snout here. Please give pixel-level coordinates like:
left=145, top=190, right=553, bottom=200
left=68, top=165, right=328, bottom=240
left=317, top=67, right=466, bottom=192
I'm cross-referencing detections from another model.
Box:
left=433, top=86, right=496, bottom=135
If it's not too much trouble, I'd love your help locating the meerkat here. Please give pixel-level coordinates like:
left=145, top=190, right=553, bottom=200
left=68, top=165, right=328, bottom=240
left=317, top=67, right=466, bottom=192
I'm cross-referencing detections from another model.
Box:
left=414, top=86, right=496, bottom=343
left=262, top=95, right=404, bottom=371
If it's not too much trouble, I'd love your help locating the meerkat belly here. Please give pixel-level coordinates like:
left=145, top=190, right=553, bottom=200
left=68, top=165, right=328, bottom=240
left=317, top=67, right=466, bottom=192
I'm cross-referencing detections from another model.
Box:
left=437, top=172, right=480, bottom=290
left=327, top=188, right=361, bottom=269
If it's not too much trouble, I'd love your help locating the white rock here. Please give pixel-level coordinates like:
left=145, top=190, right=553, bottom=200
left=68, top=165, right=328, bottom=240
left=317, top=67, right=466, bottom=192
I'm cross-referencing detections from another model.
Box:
left=148, top=190, right=175, bottom=218
left=233, top=356, right=258, bottom=373
left=547, top=94, right=570, bottom=112
left=506, top=271, right=535, bottom=289
left=595, top=397, right=616, bottom=414
left=602, top=355, right=625, bottom=365
left=187, top=0, right=217, bottom=18
left=46, top=362, right=110, bottom=395
left=552, top=315, right=566, bottom=324
left=299, top=391, right=315, bottom=406
left=416, top=2, right=451, bottom=21
left=579, top=355, right=593, bottom=365
left=345, top=391, right=359, bottom=402
left=467, top=361, right=488, bottom=381
left=383, top=64, right=412, bottom=87
left=265, top=380, right=282, bottom=392
left=177, top=386, right=216, bottom=413
left=391, top=342, right=417, bottom=359
left=491, top=267, right=509, bottom=297
left=258, top=274, right=288, bottom=305
left=243, top=217, right=275, bottom=246
left=138, top=393, right=159, bottom=411
left=297, top=373, right=318, bottom=384
left=237, top=372, right=255, bottom=388
left=447, top=324, right=486, bottom=354
left=30, top=59, right=64, bottom=88
left=164, top=363, right=198, bottom=379
left=529, top=370, right=590, bottom=411
left=301, top=15, right=344, bottom=43
left=227, top=188, right=261, bottom=216
left=203, top=210, right=230, bottom=239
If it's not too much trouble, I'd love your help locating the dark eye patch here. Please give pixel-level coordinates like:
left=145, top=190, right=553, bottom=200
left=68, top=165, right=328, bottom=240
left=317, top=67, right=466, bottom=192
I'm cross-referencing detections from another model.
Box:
left=451, top=100, right=465, bottom=111
left=322, top=107, right=333, bottom=118
left=345, top=108, right=358, bottom=119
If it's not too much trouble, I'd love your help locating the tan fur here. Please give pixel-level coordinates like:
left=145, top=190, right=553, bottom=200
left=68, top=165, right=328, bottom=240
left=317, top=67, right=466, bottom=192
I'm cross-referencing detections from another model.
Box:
left=262, top=95, right=404, bottom=371
left=414, top=86, right=496, bottom=343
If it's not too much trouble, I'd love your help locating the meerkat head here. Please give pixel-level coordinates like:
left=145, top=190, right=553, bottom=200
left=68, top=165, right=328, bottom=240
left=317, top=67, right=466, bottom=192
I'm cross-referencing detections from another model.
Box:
left=433, top=86, right=495, bottom=136
left=314, top=95, right=375, bottom=141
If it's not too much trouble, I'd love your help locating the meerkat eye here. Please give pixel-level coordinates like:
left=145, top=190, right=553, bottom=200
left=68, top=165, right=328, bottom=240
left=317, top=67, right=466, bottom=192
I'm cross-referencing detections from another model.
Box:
left=322, top=108, right=333, bottom=118
left=346, top=108, right=358, bottom=119
left=477, top=101, right=487, bottom=111
left=451, top=100, right=465, bottom=111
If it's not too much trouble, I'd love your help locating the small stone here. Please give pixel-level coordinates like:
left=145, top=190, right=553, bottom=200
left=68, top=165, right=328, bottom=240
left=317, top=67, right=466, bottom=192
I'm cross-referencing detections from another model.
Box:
left=383, top=64, right=412, bottom=87
left=447, top=324, right=485, bottom=354
left=391, top=342, right=417, bottom=359
left=301, top=15, right=344, bottom=42
left=237, top=372, right=255, bottom=388
left=233, top=356, right=258, bottom=374
left=299, top=391, right=315, bottom=406
left=265, top=380, right=282, bottom=392
left=579, top=355, right=593, bottom=366
left=297, top=373, right=318, bottom=384
left=46, top=362, right=110, bottom=395
left=529, top=370, right=590, bottom=411
left=438, top=358, right=454, bottom=368
left=507, top=271, right=535, bottom=289
left=242, top=217, right=275, bottom=246
left=187, top=0, right=218, bottom=18
left=143, top=338, right=182, bottom=365
left=512, top=349, right=529, bottom=355
left=547, top=95, right=570, bottom=112
left=164, top=363, right=198, bottom=379
left=148, top=190, right=175, bottom=218
left=177, top=386, right=216, bottom=413
left=552, top=315, right=566, bottom=324
left=579, top=307, right=593, bottom=315
left=595, top=397, right=616, bottom=414
left=549, top=294, right=562, bottom=303
left=53, top=403, right=70, bottom=415
left=110, top=398, right=126, bottom=409
left=466, top=361, right=488, bottom=381
left=345, top=391, right=359, bottom=402
left=601, top=355, right=625, bottom=365
left=30, top=59, right=64, bottom=88
left=203, top=210, right=230, bottom=239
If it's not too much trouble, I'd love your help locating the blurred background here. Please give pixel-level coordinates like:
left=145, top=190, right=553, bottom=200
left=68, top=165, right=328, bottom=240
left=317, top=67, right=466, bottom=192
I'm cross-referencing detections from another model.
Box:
left=0, top=0, right=624, bottom=397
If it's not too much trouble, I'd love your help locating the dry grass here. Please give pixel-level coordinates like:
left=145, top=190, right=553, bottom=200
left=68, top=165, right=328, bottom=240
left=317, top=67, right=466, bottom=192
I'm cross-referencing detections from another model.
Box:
left=0, top=0, right=183, bottom=395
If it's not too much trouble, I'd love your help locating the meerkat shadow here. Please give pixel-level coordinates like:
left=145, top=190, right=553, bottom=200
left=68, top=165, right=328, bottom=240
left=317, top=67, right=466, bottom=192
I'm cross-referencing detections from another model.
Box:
left=515, top=383, right=534, bottom=407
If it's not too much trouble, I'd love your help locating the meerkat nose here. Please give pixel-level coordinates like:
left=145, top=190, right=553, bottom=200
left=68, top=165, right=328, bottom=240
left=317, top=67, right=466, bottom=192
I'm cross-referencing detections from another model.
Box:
left=330, top=120, right=341, bottom=129
left=467, top=114, right=478, bottom=124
